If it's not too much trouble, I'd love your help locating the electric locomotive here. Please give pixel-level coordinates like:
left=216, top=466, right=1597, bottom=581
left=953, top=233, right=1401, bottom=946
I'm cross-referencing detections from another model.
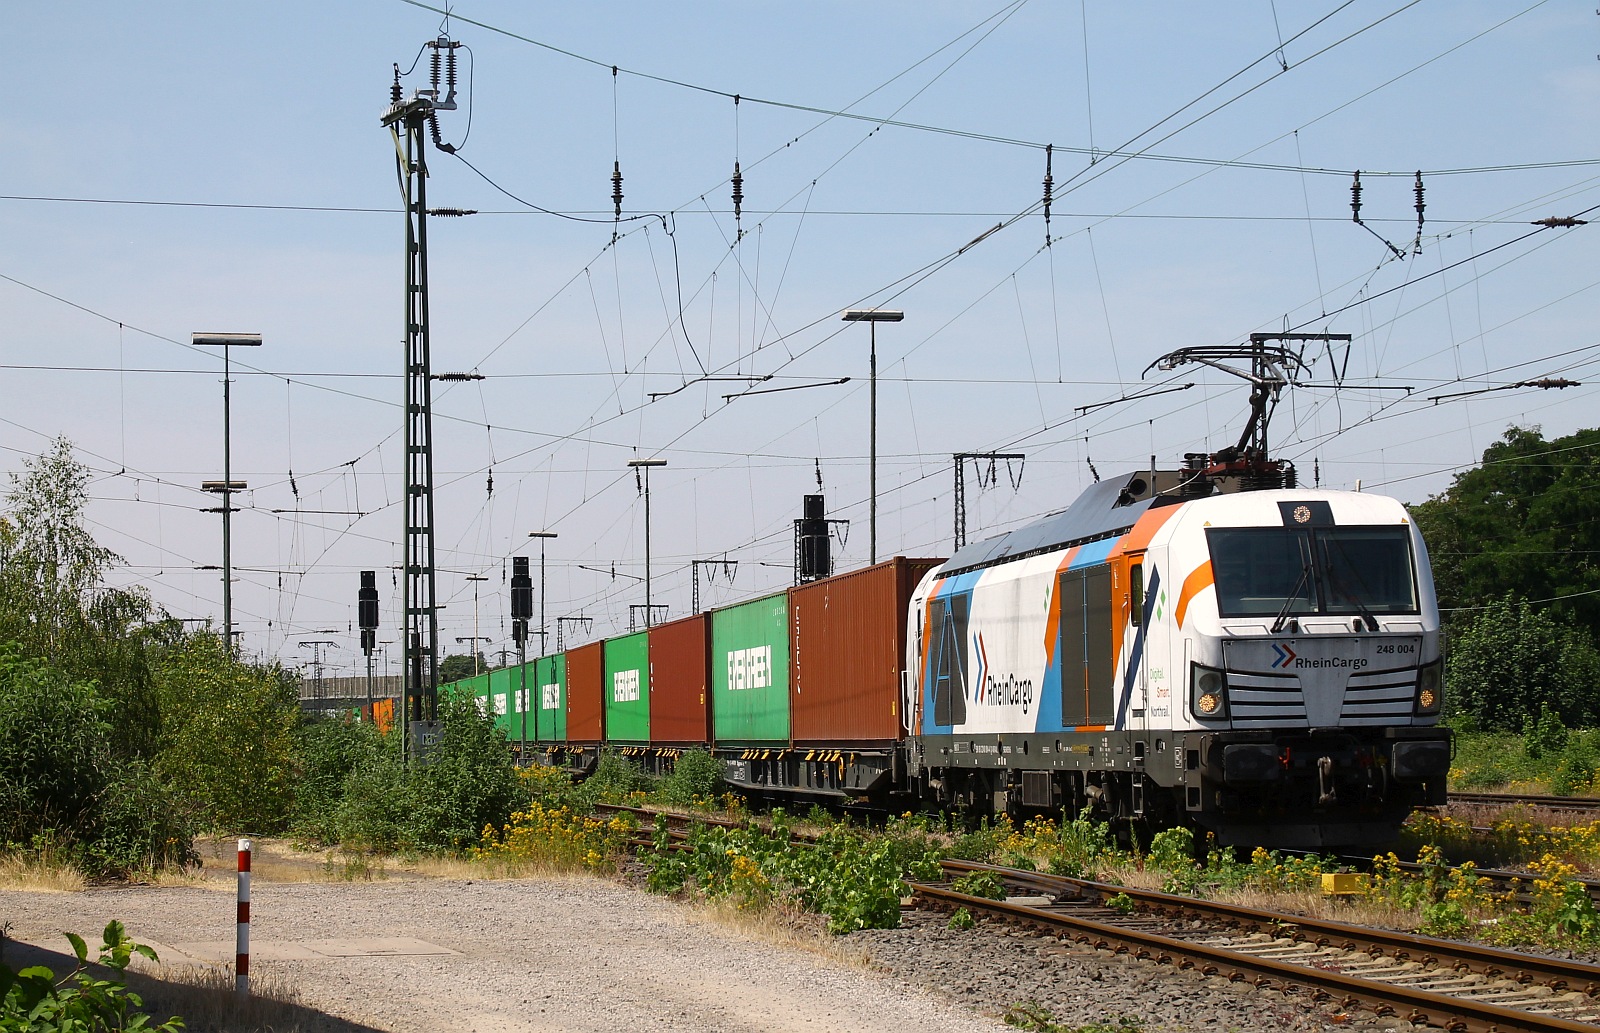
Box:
left=904, top=451, right=1450, bottom=849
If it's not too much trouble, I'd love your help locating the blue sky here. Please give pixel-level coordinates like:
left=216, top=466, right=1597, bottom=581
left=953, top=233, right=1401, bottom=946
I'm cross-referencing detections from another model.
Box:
left=3, top=2, right=1597, bottom=675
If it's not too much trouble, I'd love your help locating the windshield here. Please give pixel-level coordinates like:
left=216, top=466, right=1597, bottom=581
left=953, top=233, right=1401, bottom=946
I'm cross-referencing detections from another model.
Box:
left=1207, top=525, right=1417, bottom=618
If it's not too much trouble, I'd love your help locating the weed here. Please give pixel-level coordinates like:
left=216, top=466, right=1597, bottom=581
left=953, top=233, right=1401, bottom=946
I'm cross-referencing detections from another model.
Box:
left=0, top=920, right=183, bottom=1032
left=1105, top=892, right=1135, bottom=914
left=951, top=871, right=1007, bottom=900
left=947, top=907, right=975, bottom=930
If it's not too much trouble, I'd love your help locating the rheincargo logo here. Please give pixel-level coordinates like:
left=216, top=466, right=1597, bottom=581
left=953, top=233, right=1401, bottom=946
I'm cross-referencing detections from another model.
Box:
left=727, top=646, right=773, bottom=691
left=1294, top=656, right=1369, bottom=671
left=612, top=669, right=641, bottom=703
left=982, top=673, right=1034, bottom=714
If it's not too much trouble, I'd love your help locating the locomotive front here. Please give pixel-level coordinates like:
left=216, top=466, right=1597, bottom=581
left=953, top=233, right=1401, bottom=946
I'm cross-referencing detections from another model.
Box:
left=1149, top=489, right=1451, bottom=848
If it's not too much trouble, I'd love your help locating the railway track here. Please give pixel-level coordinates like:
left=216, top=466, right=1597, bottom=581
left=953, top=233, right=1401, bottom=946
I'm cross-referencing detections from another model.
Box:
left=1447, top=792, right=1600, bottom=815
left=597, top=803, right=1600, bottom=1027
left=913, top=860, right=1600, bottom=1033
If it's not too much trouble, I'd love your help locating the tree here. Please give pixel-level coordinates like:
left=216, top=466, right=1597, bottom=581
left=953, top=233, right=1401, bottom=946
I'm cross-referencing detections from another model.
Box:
left=0, top=437, right=164, bottom=758
left=1444, top=595, right=1600, bottom=731
left=0, top=645, right=190, bottom=875
left=152, top=632, right=301, bottom=832
left=1412, top=425, right=1600, bottom=640
left=438, top=652, right=487, bottom=684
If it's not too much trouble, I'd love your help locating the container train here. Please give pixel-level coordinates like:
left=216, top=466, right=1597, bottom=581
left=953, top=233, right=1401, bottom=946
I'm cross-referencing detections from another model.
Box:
left=451, top=448, right=1451, bottom=850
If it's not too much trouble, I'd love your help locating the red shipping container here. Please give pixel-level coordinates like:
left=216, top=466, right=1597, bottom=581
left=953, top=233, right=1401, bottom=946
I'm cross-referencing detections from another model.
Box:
left=789, top=556, right=943, bottom=746
left=648, top=612, right=712, bottom=745
left=566, top=641, right=605, bottom=743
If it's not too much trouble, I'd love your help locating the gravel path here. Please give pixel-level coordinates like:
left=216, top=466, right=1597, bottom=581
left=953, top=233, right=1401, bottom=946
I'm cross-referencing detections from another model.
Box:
left=2, top=876, right=1413, bottom=1033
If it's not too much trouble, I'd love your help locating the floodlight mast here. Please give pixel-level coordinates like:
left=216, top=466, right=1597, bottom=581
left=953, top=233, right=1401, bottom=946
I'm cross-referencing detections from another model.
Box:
left=193, top=332, right=262, bottom=655
left=841, top=309, right=904, bottom=564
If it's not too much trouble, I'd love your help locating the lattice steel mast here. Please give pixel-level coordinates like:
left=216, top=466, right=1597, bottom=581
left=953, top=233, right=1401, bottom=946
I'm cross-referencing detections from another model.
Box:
left=381, top=42, right=459, bottom=755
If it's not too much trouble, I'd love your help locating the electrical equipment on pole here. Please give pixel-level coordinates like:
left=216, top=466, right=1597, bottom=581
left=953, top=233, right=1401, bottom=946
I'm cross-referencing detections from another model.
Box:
left=382, top=38, right=460, bottom=760
left=358, top=570, right=379, bottom=714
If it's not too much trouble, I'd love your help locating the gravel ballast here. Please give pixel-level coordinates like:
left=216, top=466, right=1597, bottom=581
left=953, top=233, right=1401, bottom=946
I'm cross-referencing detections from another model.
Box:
left=2, top=876, right=1413, bottom=1032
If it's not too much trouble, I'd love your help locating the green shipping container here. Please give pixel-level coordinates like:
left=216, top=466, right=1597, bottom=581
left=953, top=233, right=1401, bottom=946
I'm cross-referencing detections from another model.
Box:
left=711, top=591, right=791, bottom=744
left=603, top=632, right=650, bottom=743
left=460, top=672, right=491, bottom=719
left=533, top=653, right=567, bottom=742
left=502, top=661, right=539, bottom=744
left=489, top=666, right=514, bottom=737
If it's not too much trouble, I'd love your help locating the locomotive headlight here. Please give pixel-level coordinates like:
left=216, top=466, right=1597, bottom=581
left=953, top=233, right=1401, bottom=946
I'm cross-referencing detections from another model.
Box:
left=1190, top=664, right=1228, bottom=720
left=1414, top=658, right=1443, bottom=716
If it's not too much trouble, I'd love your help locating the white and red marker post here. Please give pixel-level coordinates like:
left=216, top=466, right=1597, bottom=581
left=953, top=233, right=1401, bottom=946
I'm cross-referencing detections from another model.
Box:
left=236, top=838, right=251, bottom=996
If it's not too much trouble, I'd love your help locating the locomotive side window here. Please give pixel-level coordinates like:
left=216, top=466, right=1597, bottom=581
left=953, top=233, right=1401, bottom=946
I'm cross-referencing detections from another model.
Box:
left=929, top=592, right=970, bottom=726
left=1130, top=563, right=1144, bottom=626
left=1206, top=526, right=1417, bottom=618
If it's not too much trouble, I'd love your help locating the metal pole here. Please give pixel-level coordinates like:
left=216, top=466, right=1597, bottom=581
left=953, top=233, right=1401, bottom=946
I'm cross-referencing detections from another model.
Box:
left=222, top=340, right=233, bottom=652
left=869, top=321, right=876, bottom=565
left=644, top=466, right=653, bottom=625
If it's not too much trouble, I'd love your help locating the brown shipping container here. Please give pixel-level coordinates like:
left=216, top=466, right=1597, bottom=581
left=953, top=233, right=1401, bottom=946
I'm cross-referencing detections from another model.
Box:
left=789, top=556, right=944, bottom=745
left=648, top=612, right=712, bottom=745
left=565, top=641, right=605, bottom=742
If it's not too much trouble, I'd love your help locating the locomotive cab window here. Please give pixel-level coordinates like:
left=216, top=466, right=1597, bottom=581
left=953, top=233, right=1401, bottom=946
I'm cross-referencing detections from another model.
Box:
left=1206, top=526, right=1417, bottom=618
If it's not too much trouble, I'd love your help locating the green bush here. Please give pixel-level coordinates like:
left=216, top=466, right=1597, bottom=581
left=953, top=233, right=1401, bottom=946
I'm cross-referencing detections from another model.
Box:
left=0, top=920, right=182, bottom=1032
left=405, top=692, right=524, bottom=849
left=291, top=717, right=385, bottom=843
left=151, top=633, right=300, bottom=834
left=949, top=816, right=1009, bottom=862
left=84, top=761, right=195, bottom=875
left=577, top=753, right=656, bottom=807
left=1446, top=595, right=1600, bottom=731
left=332, top=751, right=414, bottom=852
left=0, top=646, right=192, bottom=877
left=951, top=870, right=1007, bottom=900
left=655, top=749, right=723, bottom=807
left=0, top=646, right=112, bottom=843
left=331, top=692, right=522, bottom=852
left=1523, top=703, right=1569, bottom=760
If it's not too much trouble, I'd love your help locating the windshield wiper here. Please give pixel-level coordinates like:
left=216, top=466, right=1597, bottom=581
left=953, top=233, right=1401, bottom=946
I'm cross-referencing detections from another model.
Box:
left=1322, top=542, right=1379, bottom=631
left=1270, top=563, right=1312, bottom=635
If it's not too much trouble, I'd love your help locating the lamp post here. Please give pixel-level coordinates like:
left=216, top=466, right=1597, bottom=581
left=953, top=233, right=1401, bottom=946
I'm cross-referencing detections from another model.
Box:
left=528, top=532, right=558, bottom=655
left=193, top=331, right=262, bottom=652
left=840, top=310, right=903, bottom=564
left=626, top=459, right=667, bottom=627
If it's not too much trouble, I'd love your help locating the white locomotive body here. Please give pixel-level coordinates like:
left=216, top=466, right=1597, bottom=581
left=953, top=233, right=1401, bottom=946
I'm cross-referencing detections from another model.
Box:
left=906, top=468, right=1450, bottom=849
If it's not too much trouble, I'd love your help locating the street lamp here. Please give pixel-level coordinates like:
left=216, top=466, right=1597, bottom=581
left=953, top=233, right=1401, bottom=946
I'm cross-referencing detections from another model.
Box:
left=528, top=531, right=558, bottom=656
left=626, top=459, right=667, bottom=627
left=193, top=331, right=262, bottom=652
left=841, top=309, right=903, bottom=564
